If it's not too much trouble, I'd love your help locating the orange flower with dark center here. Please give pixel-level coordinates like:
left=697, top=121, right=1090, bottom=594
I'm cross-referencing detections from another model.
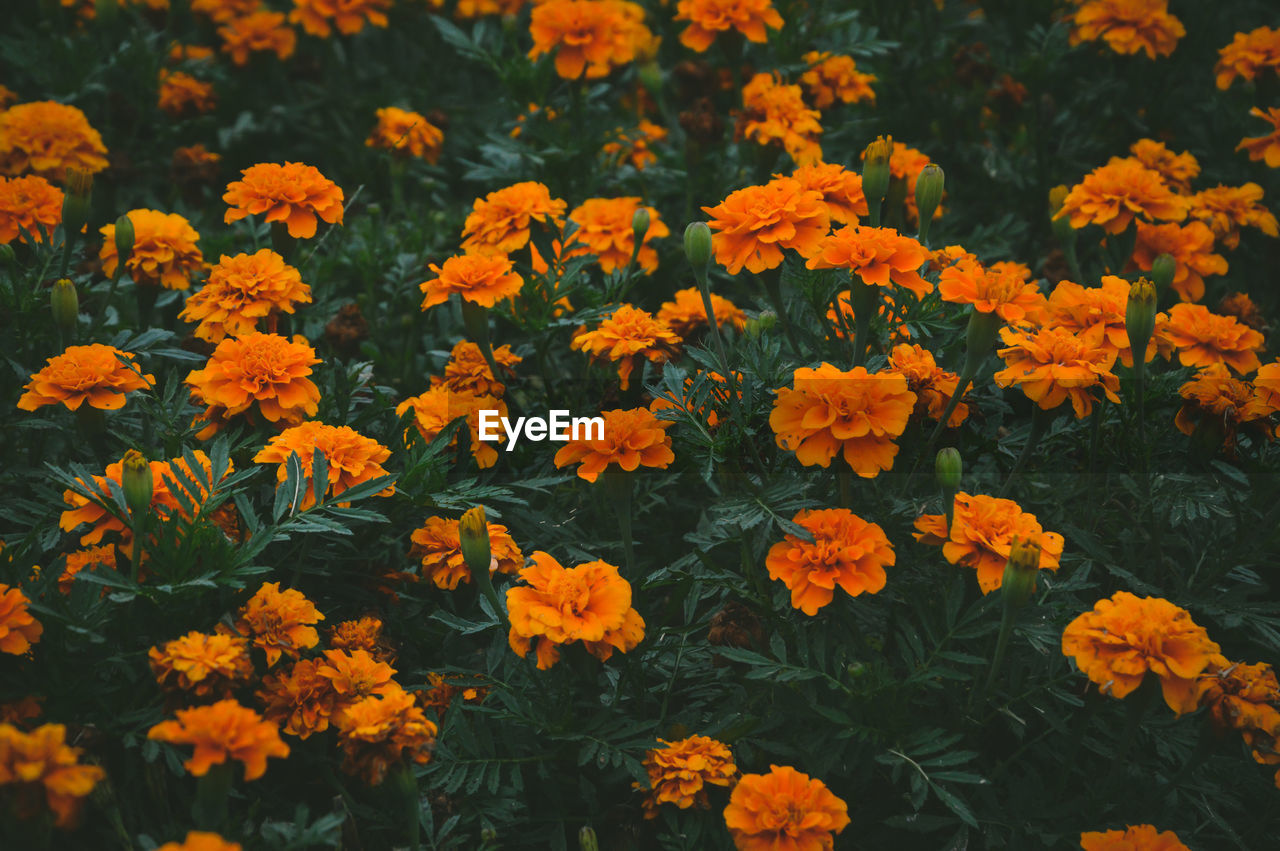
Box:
left=739, top=72, right=823, bottom=166
left=290, top=0, right=391, bottom=37
left=657, top=288, right=748, bottom=338
left=224, top=161, right=343, bottom=239
left=937, top=254, right=1046, bottom=322
left=217, top=11, right=298, bottom=66
left=158, top=70, right=216, bottom=116
left=181, top=250, right=311, bottom=343
left=674, top=0, right=783, bottom=52
left=1062, top=591, right=1221, bottom=715
left=329, top=617, right=391, bottom=660
left=147, top=699, right=290, bottom=780
left=1216, top=25, right=1280, bottom=90
left=553, top=407, right=674, bottom=483
left=333, top=684, right=436, bottom=785
left=420, top=253, right=524, bottom=309
left=234, top=582, right=324, bottom=667
left=461, top=181, right=566, bottom=256
left=1055, top=157, right=1187, bottom=234
left=1128, top=139, right=1198, bottom=192
left=1080, top=825, right=1191, bottom=851
left=800, top=51, right=876, bottom=108
left=770, top=364, right=916, bottom=478
left=1069, top=0, right=1184, bottom=59
left=254, top=421, right=394, bottom=509
left=528, top=0, right=653, bottom=79
left=156, top=831, right=243, bottom=851
left=365, top=106, right=444, bottom=163
left=703, top=178, right=830, bottom=274
left=431, top=340, right=522, bottom=397
left=1188, top=183, right=1278, bottom=251
left=1039, top=276, right=1171, bottom=367
left=18, top=344, right=153, bottom=412
left=396, top=386, right=506, bottom=468
left=785, top=161, right=868, bottom=224
left=913, top=492, right=1063, bottom=593
left=185, top=332, right=321, bottom=437
left=408, top=515, right=524, bottom=590
left=1237, top=106, right=1280, bottom=168
left=0, top=101, right=108, bottom=181
left=100, top=209, right=204, bottom=290
left=886, top=343, right=968, bottom=426
left=637, top=735, right=737, bottom=819
left=0, top=175, right=62, bottom=243
left=0, top=585, right=42, bottom=655
left=0, top=722, right=104, bottom=828
left=257, top=658, right=338, bottom=739
left=58, top=545, right=116, bottom=594
left=805, top=224, right=931, bottom=299
left=1173, top=364, right=1278, bottom=452
left=1160, top=303, right=1264, bottom=374
left=994, top=323, right=1121, bottom=418
left=723, top=764, right=850, bottom=851
left=566, top=197, right=668, bottom=274
left=765, top=509, right=893, bottom=615
left=149, top=631, right=254, bottom=699
left=1130, top=220, right=1226, bottom=303
left=572, top=304, right=682, bottom=390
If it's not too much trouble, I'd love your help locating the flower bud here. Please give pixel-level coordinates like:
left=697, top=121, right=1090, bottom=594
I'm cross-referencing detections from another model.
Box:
left=51, top=278, right=79, bottom=334
left=935, top=448, right=962, bottom=492
left=1125, top=278, right=1157, bottom=363
left=961, top=308, right=1002, bottom=379
left=1047, top=185, right=1069, bottom=218
left=480, top=827, right=498, bottom=843
left=113, top=213, right=135, bottom=278
left=0, top=244, right=15, bottom=267
left=61, top=168, right=93, bottom=238
left=1000, top=536, right=1041, bottom=611
left=459, top=506, right=492, bottom=578
left=1048, top=185, right=1076, bottom=244
left=578, top=826, right=599, bottom=851
left=744, top=310, right=776, bottom=339
left=631, top=207, right=651, bottom=247
left=121, top=449, right=153, bottom=520
left=1149, top=253, right=1176, bottom=295
left=861, top=135, right=893, bottom=212
left=683, top=221, right=712, bottom=273
left=915, top=164, right=945, bottom=226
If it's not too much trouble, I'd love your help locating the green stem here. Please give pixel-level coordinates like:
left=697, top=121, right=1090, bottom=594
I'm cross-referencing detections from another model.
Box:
left=604, top=470, right=636, bottom=576
left=980, top=602, right=1017, bottom=706
left=850, top=279, right=876, bottom=368
left=998, top=406, right=1051, bottom=498
left=192, top=762, right=232, bottom=831
left=838, top=468, right=852, bottom=509
left=758, top=271, right=801, bottom=357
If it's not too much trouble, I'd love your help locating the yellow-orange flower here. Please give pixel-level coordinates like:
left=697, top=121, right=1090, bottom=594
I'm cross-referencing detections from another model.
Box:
left=765, top=509, right=893, bottom=615
left=637, top=735, right=737, bottom=819
left=1218, top=291, right=1267, bottom=330
left=149, top=631, right=254, bottom=699
left=571, top=304, right=682, bottom=390
left=527, top=0, right=653, bottom=80
left=218, top=11, right=298, bottom=66
left=316, top=649, right=396, bottom=705
left=739, top=72, right=823, bottom=166
left=58, top=545, right=116, bottom=594
left=800, top=51, right=876, bottom=108
left=805, top=224, right=931, bottom=299
left=185, top=332, right=321, bottom=437
left=1189, top=183, right=1279, bottom=251
left=0, top=585, right=42, bottom=655
left=1069, top=0, right=1184, bottom=59
left=1160, top=303, right=1264, bottom=374
left=432, top=340, right=522, bottom=397
left=702, top=178, right=830, bottom=275
left=18, top=344, right=153, bottom=412
left=147, top=699, right=290, bottom=780
left=674, top=0, right=783, bottom=52
left=1196, top=661, right=1280, bottom=777
left=254, top=421, right=394, bottom=510
left=1055, top=157, right=1188, bottom=234
left=1037, top=276, right=1170, bottom=367
left=1237, top=106, right=1280, bottom=168
left=333, top=684, right=436, bottom=785
left=769, top=364, right=916, bottom=478
left=785, top=161, right=868, bottom=225
left=937, top=254, right=1046, bottom=322
left=460, top=181, right=566, bottom=256
left=566, top=197, right=668, bottom=274
left=290, top=0, right=391, bottom=37
left=180, top=250, right=311, bottom=343
left=365, top=106, right=443, bottom=163
left=156, top=831, right=243, bottom=851
left=886, top=343, right=968, bottom=427
left=1062, top=591, right=1221, bottom=715
left=234, top=582, right=324, bottom=667
left=257, top=658, right=338, bottom=739
left=657, top=288, right=748, bottom=337
left=1128, top=139, right=1198, bottom=193
left=224, top=161, right=343, bottom=239
left=1130, top=220, right=1226, bottom=303
left=420, top=253, right=523, bottom=309
left=1174, top=364, right=1278, bottom=451
left=1080, top=825, right=1191, bottom=851
left=0, top=101, right=108, bottom=181
left=100, top=209, right=204, bottom=290
left=553, top=407, right=674, bottom=483
left=329, top=617, right=392, bottom=661
left=0, top=723, right=104, bottom=828
left=0, top=174, right=62, bottom=244
left=408, top=515, right=524, bottom=590
left=723, top=764, right=849, bottom=851
left=1216, top=26, right=1280, bottom=90
left=396, top=386, right=506, bottom=468
left=994, top=323, right=1121, bottom=418
left=157, top=70, right=216, bottom=116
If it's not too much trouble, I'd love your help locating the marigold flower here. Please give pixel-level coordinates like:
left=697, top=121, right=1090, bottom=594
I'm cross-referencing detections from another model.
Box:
left=172, top=144, right=221, bottom=182
left=1130, top=220, right=1226, bottom=303
left=571, top=304, right=681, bottom=391
left=218, top=11, right=298, bottom=66
left=805, top=224, right=931, bottom=299
left=234, top=582, right=324, bottom=667
left=420, top=253, right=524, bottom=309
left=365, top=106, right=444, bottom=163
left=156, top=831, right=243, bottom=851
left=185, top=332, right=321, bottom=437
left=886, top=344, right=968, bottom=426
left=1216, top=26, right=1280, bottom=90
left=553, top=407, right=673, bottom=483
left=0, top=585, right=42, bottom=655
left=316, top=649, right=396, bottom=704
left=527, top=0, right=653, bottom=80
left=739, top=72, right=823, bottom=166
left=329, top=617, right=391, bottom=660
left=703, top=178, right=830, bottom=274
left=0, top=723, right=104, bottom=828
left=800, top=51, right=876, bottom=108
left=191, top=0, right=260, bottom=22
left=1128, top=139, right=1198, bottom=193
left=223, top=161, right=343, bottom=239
left=157, top=70, right=216, bottom=116
left=408, top=515, right=524, bottom=590
left=148, top=699, right=290, bottom=780
left=1055, top=157, right=1187, bottom=234
left=58, top=545, right=116, bottom=594
left=396, top=386, right=506, bottom=468
left=454, top=0, right=526, bottom=17
left=785, top=161, right=868, bottom=225
left=290, top=0, right=391, bottom=37
left=1173, top=364, right=1278, bottom=452
left=1038, top=276, right=1170, bottom=367
left=432, top=340, right=522, bottom=397
left=1236, top=106, right=1280, bottom=168
left=1080, top=825, right=1191, bottom=851
left=674, top=0, right=783, bottom=52
left=723, top=764, right=849, bottom=851
left=657, top=288, right=748, bottom=337
left=1196, top=661, right=1280, bottom=780
left=600, top=119, right=667, bottom=170
left=418, top=672, right=488, bottom=719
left=637, top=736, right=737, bottom=819
left=254, top=421, right=394, bottom=510
left=150, top=631, right=254, bottom=699
left=0, top=101, right=108, bottom=181
left=460, top=181, right=566, bottom=257
left=765, top=509, right=893, bottom=615
left=937, top=254, right=1046, bottom=322
left=1217, top=291, right=1267, bottom=331
left=18, top=344, right=152, bottom=412
left=1189, top=183, right=1279, bottom=251
left=1069, top=0, right=1184, bottom=59
left=1160, top=303, right=1264, bottom=374
left=180, top=250, right=311, bottom=343
left=565, top=197, right=668, bottom=274
left=257, top=658, right=338, bottom=739
left=994, top=323, right=1121, bottom=418
left=0, top=174, right=62, bottom=244
left=770, top=364, right=916, bottom=478
left=99, top=209, right=204, bottom=290
left=333, top=684, right=436, bottom=785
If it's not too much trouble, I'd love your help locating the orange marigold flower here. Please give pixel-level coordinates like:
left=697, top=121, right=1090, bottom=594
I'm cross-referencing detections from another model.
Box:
left=769, top=364, right=916, bottom=478
left=396, top=386, right=506, bottom=468
left=765, top=509, right=893, bottom=615
left=365, top=106, right=444, bottom=163
left=99, top=208, right=203, bottom=290
left=553, top=407, right=674, bottom=483
left=723, top=764, right=850, bottom=851
left=1130, top=220, right=1227, bottom=303
left=937, top=254, right=1046, bottom=323
left=257, top=658, right=338, bottom=739
left=157, top=70, right=216, bottom=116
left=1216, top=26, right=1280, bottom=90
left=431, top=340, right=522, bottom=397
left=1236, top=106, right=1280, bottom=168
left=218, top=11, right=298, bottom=66
left=290, top=0, right=391, bottom=37
left=886, top=343, right=969, bottom=427
left=329, top=617, right=391, bottom=660
left=0, top=723, right=104, bottom=828
left=1069, top=0, right=1184, bottom=59
left=702, top=178, right=830, bottom=274
left=657, top=287, right=748, bottom=337
left=800, top=51, right=876, bottom=108
left=527, top=0, right=653, bottom=80
left=191, top=0, right=259, bottom=22
left=254, top=421, right=394, bottom=510
left=180, top=250, right=312, bottom=343
left=739, top=72, right=823, bottom=166
left=58, top=545, right=116, bottom=595
left=506, top=551, right=644, bottom=670
left=674, top=0, right=783, bottom=52
left=994, top=323, right=1121, bottom=418
left=1080, top=825, right=1191, bottom=851
left=460, top=181, right=566, bottom=256
left=408, top=515, right=524, bottom=590
left=637, top=735, right=737, bottom=819
left=149, top=631, right=254, bottom=699
left=1196, top=661, right=1280, bottom=775
left=0, top=174, right=62, bottom=244
left=333, top=683, right=436, bottom=785
left=0, top=696, right=42, bottom=726
left=1038, top=276, right=1170, bottom=367
left=185, top=332, right=321, bottom=437
left=420, top=253, right=524, bottom=309
left=600, top=118, right=667, bottom=170
left=1160, top=303, right=1264, bottom=374
left=1173, top=364, right=1278, bottom=452
left=566, top=197, right=668, bottom=274
left=0, top=585, right=42, bottom=655
left=223, top=161, right=343, bottom=239
left=156, top=831, right=243, bottom=851
left=1218, top=291, right=1267, bottom=331
left=316, top=649, right=396, bottom=704
left=805, top=224, right=931, bottom=299
left=1055, top=157, right=1187, bottom=234
left=1188, top=183, right=1279, bottom=251
left=173, top=144, right=221, bottom=182
left=148, top=699, right=289, bottom=780
left=785, top=161, right=868, bottom=225
left=913, top=492, right=1064, bottom=594
left=0, top=101, right=108, bottom=181
left=572, top=304, right=682, bottom=391
left=1128, top=139, right=1198, bottom=193
left=17, top=344, right=153, bottom=412
left=454, top=0, right=527, bottom=18
left=235, top=582, right=324, bottom=667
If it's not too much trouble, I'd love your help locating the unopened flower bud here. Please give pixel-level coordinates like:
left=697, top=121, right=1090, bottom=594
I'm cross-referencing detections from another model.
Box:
left=1149, top=253, right=1176, bottom=295
left=846, top=661, right=867, bottom=679
left=1047, top=185, right=1069, bottom=218
left=683, top=221, right=712, bottom=274
left=935, top=448, right=962, bottom=492
left=121, top=449, right=153, bottom=520
left=1125, top=278, right=1157, bottom=363
left=51, top=278, right=79, bottom=334
left=61, top=168, right=93, bottom=237
left=1048, top=185, right=1076, bottom=244
left=1000, top=536, right=1041, bottom=611
left=459, top=506, right=491, bottom=578
left=113, top=213, right=135, bottom=278
left=961, top=308, right=1002, bottom=379
left=0, top=244, right=14, bottom=267
left=631, top=207, right=651, bottom=247
left=745, top=310, right=776, bottom=339
left=481, top=827, right=498, bottom=843
left=915, top=164, right=945, bottom=227
left=861, top=135, right=893, bottom=212
left=578, top=826, right=599, bottom=851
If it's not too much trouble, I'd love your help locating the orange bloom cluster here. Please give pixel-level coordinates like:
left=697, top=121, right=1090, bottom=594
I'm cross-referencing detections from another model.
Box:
left=506, top=551, right=644, bottom=670
left=1218, top=291, right=1267, bottom=330
left=185, top=332, right=321, bottom=437
left=914, top=493, right=1064, bottom=593
left=181, top=250, right=311, bottom=343
left=1160, top=303, right=1264, bottom=374
left=332, top=684, right=436, bottom=785
left=1174, top=364, right=1279, bottom=452
left=1068, top=0, right=1184, bottom=59
left=657, top=288, right=748, bottom=337
left=770, top=364, right=916, bottom=478
left=601, top=119, right=667, bottom=170
left=1064, top=592, right=1223, bottom=715
left=156, top=832, right=243, bottom=851
left=1055, top=157, right=1187, bottom=234
left=637, top=735, right=737, bottom=819
left=1131, top=220, right=1226, bottom=303
left=290, top=0, right=391, bottom=37
left=148, top=699, right=290, bottom=780
left=365, top=106, right=444, bottom=163
left=257, top=658, right=336, bottom=739
left=886, top=343, right=969, bottom=427
left=572, top=304, right=681, bottom=390
left=224, top=161, right=344, bottom=239
left=396, top=385, right=505, bottom=468
left=800, top=51, right=876, bottom=108
left=157, top=70, right=216, bottom=116
left=1038, top=277, right=1168, bottom=367
left=1189, top=183, right=1278, bottom=251
left=994, top=324, right=1120, bottom=418
left=765, top=508, right=893, bottom=615
left=739, top=72, right=823, bottom=166
left=0, top=174, right=62, bottom=243
left=703, top=177, right=830, bottom=274
left=0, top=723, right=104, bottom=828
left=1080, top=825, right=1191, bottom=851
left=460, top=181, right=566, bottom=256
left=432, top=340, right=522, bottom=397
left=1128, top=138, right=1198, bottom=192
left=1216, top=26, right=1280, bottom=89
left=527, top=0, right=653, bottom=80
left=100, top=209, right=204, bottom=290
left=329, top=617, right=391, bottom=660
left=0, top=585, right=42, bottom=655
left=17, top=344, right=153, bottom=412
left=1196, top=661, right=1280, bottom=785
left=150, top=631, right=254, bottom=699
left=420, top=253, right=524, bottom=309
left=58, top=545, right=116, bottom=594
left=234, top=582, right=324, bottom=667
left=553, top=407, right=674, bottom=482
left=408, top=515, right=524, bottom=590
left=566, top=196, right=668, bottom=274
left=1237, top=107, right=1280, bottom=168
left=254, top=422, right=395, bottom=510
left=805, top=224, right=931, bottom=299
left=723, top=764, right=850, bottom=851
left=218, top=12, right=298, bottom=66
left=937, top=254, right=1045, bottom=322
left=0, top=101, right=108, bottom=181
left=674, top=0, right=783, bottom=52
left=786, top=161, right=868, bottom=225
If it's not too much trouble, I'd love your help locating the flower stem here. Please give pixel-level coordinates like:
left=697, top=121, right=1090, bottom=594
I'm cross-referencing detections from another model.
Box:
left=998, top=406, right=1050, bottom=498
left=604, top=469, right=636, bottom=576
left=850, top=279, right=876, bottom=368
left=758, top=270, right=802, bottom=357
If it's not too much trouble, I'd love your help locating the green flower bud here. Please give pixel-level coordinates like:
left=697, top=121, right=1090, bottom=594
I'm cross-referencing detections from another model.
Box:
left=121, top=449, right=153, bottom=520
left=861, top=135, right=893, bottom=212
left=1149, top=253, right=1177, bottom=295
left=459, top=506, right=492, bottom=578
left=961, top=308, right=1002, bottom=379
left=683, top=221, right=712, bottom=272
left=0, top=244, right=15, bottom=266
left=113, top=213, right=135, bottom=280
left=915, top=164, right=945, bottom=226
left=1125, top=278, right=1157, bottom=364
left=61, top=168, right=93, bottom=238
left=631, top=207, right=651, bottom=247
left=1000, top=536, right=1041, bottom=611
left=1047, top=185, right=1069, bottom=218
left=935, top=448, right=962, bottom=492
left=578, top=826, right=599, bottom=851
left=744, top=310, right=776, bottom=339
left=51, top=278, right=79, bottom=334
